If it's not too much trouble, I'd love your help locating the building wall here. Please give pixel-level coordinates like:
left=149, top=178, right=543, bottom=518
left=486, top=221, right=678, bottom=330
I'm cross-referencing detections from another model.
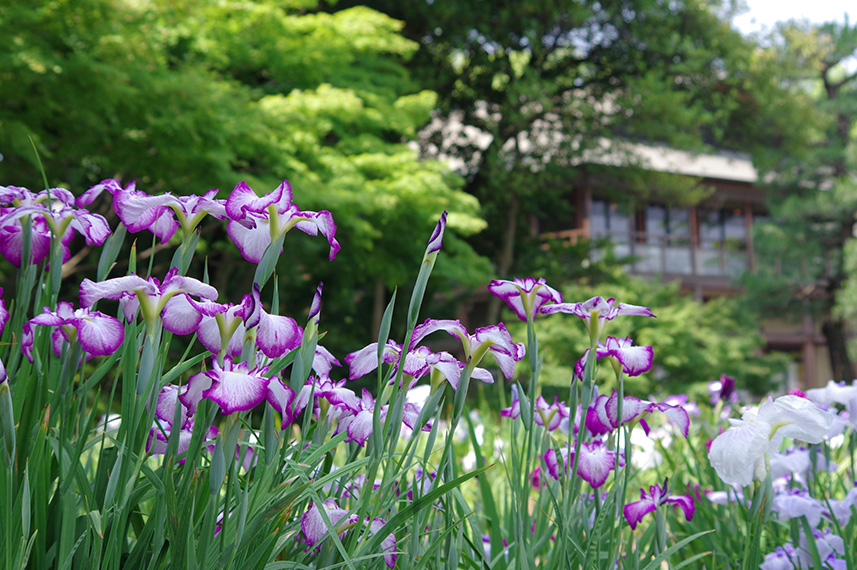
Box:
left=538, top=176, right=833, bottom=389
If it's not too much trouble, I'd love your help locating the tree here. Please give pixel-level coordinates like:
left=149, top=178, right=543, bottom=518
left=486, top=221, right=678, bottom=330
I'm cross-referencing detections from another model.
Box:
left=743, top=19, right=857, bottom=382
left=0, top=0, right=491, bottom=352
left=343, top=0, right=774, bottom=321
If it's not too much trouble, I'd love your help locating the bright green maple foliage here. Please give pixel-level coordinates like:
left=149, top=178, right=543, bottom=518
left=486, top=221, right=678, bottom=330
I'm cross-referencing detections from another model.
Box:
left=0, top=0, right=489, bottom=350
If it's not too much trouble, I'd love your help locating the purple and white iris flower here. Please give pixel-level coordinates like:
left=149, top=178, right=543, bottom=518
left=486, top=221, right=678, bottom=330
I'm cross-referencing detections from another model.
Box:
left=300, top=501, right=397, bottom=568
left=335, top=389, right=383, bottom=446
left=225, top=180, right=340, bottom=263
left=586, top=390, right=690, bottom=438
left=533, top=396, right=570, bottom=431
left=543, top=441, right=623, bottom=488
left=487, top=277, right=562, bottom=322
left=410, top=319, right=525, bottom=382
left=329, top=388, right=428, bottom=446
left=708, top=395, right=834, bottom=487
left=79, top=179, right=227, bottom=241
left=188, top=285, right=303, bottom=359
left=575, top=336, right=654, bottom=379
left=80, top=267, right=218, bottom=335
left=300, top=499, right=351, bottom=547
left=148, top=384, right=218, bottom=460
left=771, top=487, right=825, bottom=527
left=292, top=376, right=352, bottom=422
left=708, top=373, right=738, bottom=405
left=22, top=301, right=124, bottom=362
left=345, top=341, right=464, bottom=390
left=540, top=296, right=654, bottom=341
left=181, top=357, right=274, bottom=415
left=0, top=185, right=110, bottom=267
left=147, top=421, right=219, bottom=460
left=623, top=478, right=695, bottom=530
left=501, top=389, right=571, bottom=430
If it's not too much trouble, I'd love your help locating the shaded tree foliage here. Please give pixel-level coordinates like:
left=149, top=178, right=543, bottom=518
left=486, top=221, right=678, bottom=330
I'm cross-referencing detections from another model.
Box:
left=344, top=0, right=776, bottom=302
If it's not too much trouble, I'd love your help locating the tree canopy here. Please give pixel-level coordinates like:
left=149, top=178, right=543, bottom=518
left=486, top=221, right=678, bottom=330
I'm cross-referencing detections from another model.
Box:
left=742, top=19, right=857, bottom=380
left=347, top=1, right=777, bottom=270
left=0, top=0, right=490, bottom=352
left=0, top=0, right=832, bottom=388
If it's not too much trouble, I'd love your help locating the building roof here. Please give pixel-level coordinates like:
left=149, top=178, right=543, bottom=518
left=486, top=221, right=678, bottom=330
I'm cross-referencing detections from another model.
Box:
left=585, top=139, right=759, bottom=183
left=416, top=112, right=761, bottom=184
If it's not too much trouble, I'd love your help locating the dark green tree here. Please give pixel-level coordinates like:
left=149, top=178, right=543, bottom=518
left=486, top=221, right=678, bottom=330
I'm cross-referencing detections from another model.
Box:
left=342, top=0, right=777, bottom=321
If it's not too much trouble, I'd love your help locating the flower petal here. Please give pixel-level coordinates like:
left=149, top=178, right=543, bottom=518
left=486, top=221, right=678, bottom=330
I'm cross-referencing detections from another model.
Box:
left=75, top=311, right=125, bottom=356
left=160, top=268, right=218, bottom=303
left=577, top=441, right=615, bottom=488
left=225, top=181, right=289, bottom=222
left=345, top=410, right=375, bottom=446
left=79, top=275, right=153, bottom=308
left=425, top=211, right=447, bottom=255
left=266, top=378, right=295, bottom=423
left=300, top=499, right=349, bottom=547
left=156, top=385, right=191, bottom=428
left=227, top=218, right=272, bottom=263
left=651, top=402, right=690, bottom=438
left=623, top=499, right=657, bottom=530
left=294, top=211, right=340, bottom=261
left=760, top=395, right=833, bottom=445
left=611, top=341, right=653, bottom=377
left=203, top=366, right=271, bottom=415
left=708, top=419, right=772, bottom=487
left=162, top=294, right=203, bottom=336
left=257, top=313, right=302, bottom=358
left=368, top=517, right=398, bottom=568
left=410, top=318, right=469, bottom=349
left=666, top=495, right=695, bottom=522
left=180, top=371, right=213, bottom=416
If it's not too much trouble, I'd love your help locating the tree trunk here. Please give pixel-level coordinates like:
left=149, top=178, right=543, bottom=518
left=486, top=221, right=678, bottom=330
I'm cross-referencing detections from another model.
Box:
left=372, top=279, right=386, bottom=341
left=821, top=317, right=854, bottom=382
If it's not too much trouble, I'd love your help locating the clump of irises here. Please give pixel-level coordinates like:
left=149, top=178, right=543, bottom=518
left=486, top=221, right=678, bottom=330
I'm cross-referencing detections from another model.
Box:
left=1, top=178, right=855, bottom=570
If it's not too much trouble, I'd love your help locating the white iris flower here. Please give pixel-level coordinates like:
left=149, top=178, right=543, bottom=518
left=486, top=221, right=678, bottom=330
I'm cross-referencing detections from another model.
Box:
left=708, top=395, right=833, bottom=487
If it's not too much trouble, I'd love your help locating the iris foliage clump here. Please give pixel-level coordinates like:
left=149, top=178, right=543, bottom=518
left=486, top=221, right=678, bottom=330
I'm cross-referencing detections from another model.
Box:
left=0, top=178, right=855, bottom=570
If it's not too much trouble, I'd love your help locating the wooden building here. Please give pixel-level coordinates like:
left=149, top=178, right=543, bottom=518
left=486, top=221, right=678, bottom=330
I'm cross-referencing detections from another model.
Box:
left=534, top=144, right=830, bottom=389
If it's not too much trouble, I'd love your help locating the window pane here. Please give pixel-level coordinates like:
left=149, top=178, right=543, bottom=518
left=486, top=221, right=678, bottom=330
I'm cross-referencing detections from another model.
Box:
left=645, top=205, right=667, bottom=243
left=591, top=200, right=608, bottom=235
left=699, top=208, right=722, bottom=243
left=724, top=208, right=746, bottom=240
left=668, top=208, right=690, bottom=239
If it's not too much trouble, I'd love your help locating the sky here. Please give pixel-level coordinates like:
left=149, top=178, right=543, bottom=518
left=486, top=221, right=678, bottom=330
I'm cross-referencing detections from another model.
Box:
left=732, top=0, right=853, bottom=35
